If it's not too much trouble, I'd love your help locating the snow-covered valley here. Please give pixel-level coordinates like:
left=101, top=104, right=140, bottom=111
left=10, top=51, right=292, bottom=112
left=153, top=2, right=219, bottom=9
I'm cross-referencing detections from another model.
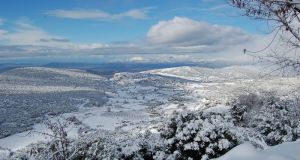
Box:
left=0, top=66, right=299, bottom=159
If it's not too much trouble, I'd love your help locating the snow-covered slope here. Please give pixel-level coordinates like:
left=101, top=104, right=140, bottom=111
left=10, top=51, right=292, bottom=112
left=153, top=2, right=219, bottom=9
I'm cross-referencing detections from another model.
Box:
left=0, top=66, right=299, bottom=159
left=217, top=140, right=300, bottom=160
left=0, top=67, right=108, bottom=88
left=144, top=65, right=263, bottom=82
left=0, top=67, right=109, bottom=139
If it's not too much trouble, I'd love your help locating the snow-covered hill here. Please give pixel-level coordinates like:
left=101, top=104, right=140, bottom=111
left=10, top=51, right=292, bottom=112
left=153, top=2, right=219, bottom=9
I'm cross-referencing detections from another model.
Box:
left=0, top=67, right=108, bottom=88
left=0, top=66, right=299, bottom=159
left=144, top=65, right=263, bottom=82
left=0, top=67, right=109, bottom=139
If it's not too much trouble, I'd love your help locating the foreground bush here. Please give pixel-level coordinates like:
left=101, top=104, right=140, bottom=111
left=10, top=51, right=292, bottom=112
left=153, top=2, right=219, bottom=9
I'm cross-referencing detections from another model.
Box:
left=231, top=92, right=300, bottom=146
left=157, top=111, right=239, bottom=160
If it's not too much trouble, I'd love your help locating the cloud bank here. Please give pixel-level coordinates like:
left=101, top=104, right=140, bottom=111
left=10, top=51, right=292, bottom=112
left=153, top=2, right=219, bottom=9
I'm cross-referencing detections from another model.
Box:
left=0, top=17, right=270, bottom=62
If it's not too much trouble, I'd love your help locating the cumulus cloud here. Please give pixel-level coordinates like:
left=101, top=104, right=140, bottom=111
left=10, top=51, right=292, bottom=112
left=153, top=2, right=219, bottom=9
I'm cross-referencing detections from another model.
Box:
left=147, top=17, right=252, bottom=48
left=46, top=8, right=151, bottom=20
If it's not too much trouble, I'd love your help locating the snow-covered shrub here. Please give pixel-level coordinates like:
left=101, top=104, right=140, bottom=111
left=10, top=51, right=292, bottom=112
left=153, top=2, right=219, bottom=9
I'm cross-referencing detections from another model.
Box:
left=13, top=119, right=75, bottom=160
left=115, top=130, right=162, bottom=160
left=10, top=131, right=121, bottom=160
left=70, top=132, right=120, bottom=160
left=0, top=148, right=12, bottom=160
left=231, top=92, right=300, bottom=146
left=159, top=111, right=239, bottom=160
left=230, top=93, right=260, bottom=126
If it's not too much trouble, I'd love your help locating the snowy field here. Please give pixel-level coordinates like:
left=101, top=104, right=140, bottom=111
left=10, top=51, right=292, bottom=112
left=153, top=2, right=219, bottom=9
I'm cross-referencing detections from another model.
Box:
left=0, top=66, right=299, bottom=159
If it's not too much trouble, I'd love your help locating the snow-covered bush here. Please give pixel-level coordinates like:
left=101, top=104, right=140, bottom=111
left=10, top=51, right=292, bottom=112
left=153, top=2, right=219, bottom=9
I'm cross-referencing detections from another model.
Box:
left=231, top=92, right=300, bottom=146
left=114, top=110, right=267, bottom=160
left=13, top=129, right=163, bottom=160
left=117, top=131, right=163, bottom=160
left=13, top=119, right=75, bottom=160
left=70, top=132, right=120, bottom=160
left=9, top=130, right=120, bottom=160
left=231, top=93, right=260, bottom=126
left=159, top=111, right=239, bottom=160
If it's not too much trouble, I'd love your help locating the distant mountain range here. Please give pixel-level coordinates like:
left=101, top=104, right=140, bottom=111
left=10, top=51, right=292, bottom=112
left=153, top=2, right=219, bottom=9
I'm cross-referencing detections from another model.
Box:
left=0, top=60, right=250, bottom=76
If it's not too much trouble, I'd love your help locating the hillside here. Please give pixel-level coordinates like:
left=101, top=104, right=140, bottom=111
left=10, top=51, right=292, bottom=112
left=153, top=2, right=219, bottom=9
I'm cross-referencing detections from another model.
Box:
left=0, top=67, right=109, bottom=139
left=0, top=66, right=299, bottom=159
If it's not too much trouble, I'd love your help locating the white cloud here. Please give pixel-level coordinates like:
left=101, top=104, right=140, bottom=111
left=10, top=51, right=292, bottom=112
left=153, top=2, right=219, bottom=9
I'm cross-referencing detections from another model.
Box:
left=73, top=43, right=109, bottom=50
left=0, top=19, right=109, bottom=49
left=0, top=17, right=273, bottom=63
left=129, top=56, right=144, bottom=62
left=46, top=10, right=110, bottom=19
left=0, top=19, right=112, bottom=58
left=147, top=17, right=252, bottom=47
left=117, top=9, right=148, bottom=19
left=46, top=8, right=150, bottom=20
left=1, top=20, right=55, bottom=45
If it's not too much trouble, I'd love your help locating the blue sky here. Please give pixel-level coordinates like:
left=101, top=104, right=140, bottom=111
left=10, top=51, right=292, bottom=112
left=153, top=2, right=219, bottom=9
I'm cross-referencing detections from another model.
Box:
left=0, top=0, right=270, bottom=63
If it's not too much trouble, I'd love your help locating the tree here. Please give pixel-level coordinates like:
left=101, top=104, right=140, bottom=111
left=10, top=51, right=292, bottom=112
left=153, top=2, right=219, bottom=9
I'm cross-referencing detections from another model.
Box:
left=230, top=0, right=300, bottom=75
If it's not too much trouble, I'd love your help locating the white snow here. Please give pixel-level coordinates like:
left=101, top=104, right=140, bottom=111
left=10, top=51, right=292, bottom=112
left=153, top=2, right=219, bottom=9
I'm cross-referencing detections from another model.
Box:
left=0, top=66, right=300, bottom=159
left=216, top=140, right=300, bottom=160
left=0, top=117, right=80, bottom=151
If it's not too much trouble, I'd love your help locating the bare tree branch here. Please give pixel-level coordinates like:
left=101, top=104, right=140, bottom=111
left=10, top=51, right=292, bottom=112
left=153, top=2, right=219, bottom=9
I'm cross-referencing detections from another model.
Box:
left=229, top=0, right=300, bottom=75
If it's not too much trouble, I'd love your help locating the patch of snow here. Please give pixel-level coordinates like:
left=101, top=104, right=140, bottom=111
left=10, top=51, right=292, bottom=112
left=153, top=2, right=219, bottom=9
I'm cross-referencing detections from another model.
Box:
left=216, top=141, right=300, bottom=160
